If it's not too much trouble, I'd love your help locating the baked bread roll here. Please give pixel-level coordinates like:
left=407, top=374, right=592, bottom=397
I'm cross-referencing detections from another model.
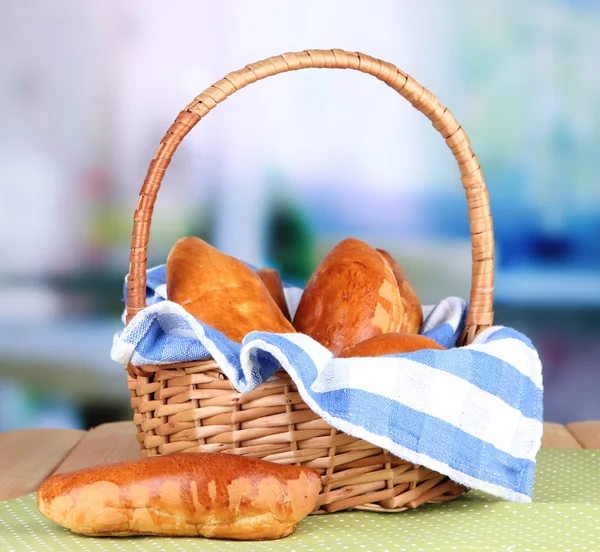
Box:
left=293, top=238, right=408, bottom=355
left=337, top=332, right=446, bottom=358
left=37, top=452, right=321, bottom=540
left=376, top=249, right=423, bottom=334
left=257, top=267, right=291, bottom=321
left=166, top=237, right=295, bottom=342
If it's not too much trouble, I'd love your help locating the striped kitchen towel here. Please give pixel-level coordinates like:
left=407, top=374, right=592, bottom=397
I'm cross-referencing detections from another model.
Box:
left=111, top=264, right=543, bottom=503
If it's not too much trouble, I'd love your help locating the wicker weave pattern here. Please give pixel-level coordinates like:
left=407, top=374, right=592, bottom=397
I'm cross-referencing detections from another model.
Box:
left=128, top=361, right=466, bottom=513
left=125, top=49, right=495, bottom=512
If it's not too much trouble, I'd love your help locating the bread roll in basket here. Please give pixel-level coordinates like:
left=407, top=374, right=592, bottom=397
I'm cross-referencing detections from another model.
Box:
left=124, top=49, right=494, bottom=513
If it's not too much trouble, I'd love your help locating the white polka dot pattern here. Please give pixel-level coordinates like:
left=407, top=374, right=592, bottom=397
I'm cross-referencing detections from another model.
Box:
left=0, top=449, right=598, bottom=551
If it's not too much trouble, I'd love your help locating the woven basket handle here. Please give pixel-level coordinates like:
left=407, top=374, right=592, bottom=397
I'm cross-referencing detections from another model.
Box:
left=126, top=49, right=494, bottom=344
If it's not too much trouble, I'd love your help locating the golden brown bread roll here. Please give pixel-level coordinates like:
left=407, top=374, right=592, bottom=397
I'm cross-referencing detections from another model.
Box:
left=257, top=267, right=291, bottom=321
left=293, top=238, right=408, bottom=355
left=166, top=237, right=295, bottom=342
left=376, top=249, right=423, bottom=334
left=37, top=453, right=321, bottom=540
left=338, top=332, right=446, bottom=358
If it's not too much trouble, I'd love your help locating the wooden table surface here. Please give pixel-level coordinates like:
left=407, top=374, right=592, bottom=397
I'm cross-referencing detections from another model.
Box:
left=1, top=420, right=599, bottom=501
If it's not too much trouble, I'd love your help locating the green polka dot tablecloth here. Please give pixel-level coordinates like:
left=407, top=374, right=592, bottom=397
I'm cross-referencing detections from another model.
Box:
left=1, top=449, right=598, bottom=552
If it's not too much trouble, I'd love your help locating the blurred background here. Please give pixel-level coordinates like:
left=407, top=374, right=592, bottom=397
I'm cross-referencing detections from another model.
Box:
left=1, top=0, right=599, bottom=431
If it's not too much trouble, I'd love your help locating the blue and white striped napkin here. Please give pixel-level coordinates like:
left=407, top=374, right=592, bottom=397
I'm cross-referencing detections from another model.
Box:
left=111, top=264, right=543, bottom=503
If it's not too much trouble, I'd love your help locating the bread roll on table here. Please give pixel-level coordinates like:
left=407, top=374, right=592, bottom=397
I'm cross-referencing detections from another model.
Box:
left=166, top=237, right=295, bottom=342
left=37, top=453, right=321, bottom=540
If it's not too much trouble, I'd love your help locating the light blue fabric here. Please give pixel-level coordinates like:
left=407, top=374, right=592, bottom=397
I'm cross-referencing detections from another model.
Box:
left=112, top=265, right=543, bottom=503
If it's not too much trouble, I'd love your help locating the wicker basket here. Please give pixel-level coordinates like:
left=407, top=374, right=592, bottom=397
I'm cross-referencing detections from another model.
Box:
left=125, top=49, right=495, bottom=514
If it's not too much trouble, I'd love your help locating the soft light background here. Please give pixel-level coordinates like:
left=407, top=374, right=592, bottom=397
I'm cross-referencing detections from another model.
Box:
left=1, top=0, right=599, bottom=430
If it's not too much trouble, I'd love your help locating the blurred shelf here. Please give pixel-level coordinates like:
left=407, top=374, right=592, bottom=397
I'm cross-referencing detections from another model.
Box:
left=0, top=318, right=129, bottom=401
left=495, top=269, right=600, bottom=306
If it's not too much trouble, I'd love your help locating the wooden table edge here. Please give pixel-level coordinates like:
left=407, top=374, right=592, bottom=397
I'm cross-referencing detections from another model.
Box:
left=1, top=420, right=598, bottom=502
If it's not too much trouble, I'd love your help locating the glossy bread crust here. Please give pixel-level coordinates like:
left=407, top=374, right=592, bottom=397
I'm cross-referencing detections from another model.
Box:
left=337, top=332, right=446, bottom=358
left=293, top=238, right=407, bottom=355
left=376, top=249, right=423, bottom=334
left=37, top=452, right=321, bottom=540
left=257, top=268, right=291, bottom=321
left=166, top=237, right=295, bottom=343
